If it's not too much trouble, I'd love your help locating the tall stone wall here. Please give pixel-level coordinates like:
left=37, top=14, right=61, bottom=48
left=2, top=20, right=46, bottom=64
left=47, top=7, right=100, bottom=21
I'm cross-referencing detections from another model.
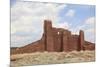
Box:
left=79, top=30, right=84, bottom=51
left=44, top=20, right=54, bottom=51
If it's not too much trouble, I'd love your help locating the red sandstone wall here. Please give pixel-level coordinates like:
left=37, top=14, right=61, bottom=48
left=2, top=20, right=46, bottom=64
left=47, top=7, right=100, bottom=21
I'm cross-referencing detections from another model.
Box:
left=44, top=20, right=55, bottom=51
left=83, top=41, right=95, bottom=50
left=79, top=30, right=84, bottom=51
left=71, top=35, right=79, bottom=50
left=53, top=28, right=63, bottom=52
left=67, top=31, right=74, bottom=51
left=63, top=30, right=69, bottom=51
left=11, top=40, right=44, bottom=54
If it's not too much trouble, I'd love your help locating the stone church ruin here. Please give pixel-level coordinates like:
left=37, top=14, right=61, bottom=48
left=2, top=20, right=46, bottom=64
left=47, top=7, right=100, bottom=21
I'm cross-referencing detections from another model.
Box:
left=11, top=20, right=95, bottom=54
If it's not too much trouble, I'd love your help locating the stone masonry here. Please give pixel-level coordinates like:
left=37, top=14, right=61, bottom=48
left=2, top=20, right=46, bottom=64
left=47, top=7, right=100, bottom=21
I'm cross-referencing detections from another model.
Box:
left=43, top=20, right=85, bottom=52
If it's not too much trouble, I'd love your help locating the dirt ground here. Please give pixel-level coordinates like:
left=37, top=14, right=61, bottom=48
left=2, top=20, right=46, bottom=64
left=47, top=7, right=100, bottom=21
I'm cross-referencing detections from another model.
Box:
left=10, top=50, right=95, bottom=67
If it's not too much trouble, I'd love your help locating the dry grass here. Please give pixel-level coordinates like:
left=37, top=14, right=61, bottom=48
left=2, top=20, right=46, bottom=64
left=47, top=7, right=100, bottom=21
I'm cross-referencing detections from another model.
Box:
left=11, top=50, right=95, bottom=67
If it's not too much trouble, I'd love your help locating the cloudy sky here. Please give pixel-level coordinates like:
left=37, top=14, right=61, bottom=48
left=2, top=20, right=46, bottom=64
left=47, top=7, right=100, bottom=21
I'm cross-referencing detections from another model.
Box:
left=11, top=0, right=95, bottom=47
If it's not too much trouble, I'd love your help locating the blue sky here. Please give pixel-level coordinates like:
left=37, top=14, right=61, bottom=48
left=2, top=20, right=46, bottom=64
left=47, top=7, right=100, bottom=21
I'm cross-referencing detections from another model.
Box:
left=10, top=0, right=16, bottom=6
left=59, top=4, right=95, bottom=22
left=11, top=0, right=95, bottom=47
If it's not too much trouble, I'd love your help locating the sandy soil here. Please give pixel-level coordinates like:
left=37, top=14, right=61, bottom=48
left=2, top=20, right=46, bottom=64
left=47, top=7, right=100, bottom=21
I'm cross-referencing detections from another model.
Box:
left=10, top=50, right=95, bottom=67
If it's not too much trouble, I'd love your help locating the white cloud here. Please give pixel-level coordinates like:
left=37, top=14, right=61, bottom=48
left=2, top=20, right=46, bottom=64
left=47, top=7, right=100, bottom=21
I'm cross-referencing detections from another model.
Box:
left=84, top=17, right=95, bottom=34
left=54, top=22, right=70, bottom=29
left=85, top=17, right=95, bottom=24
left=85, top=28, right=95, bottom=34
left=84, top=17, right=95, bottom=43
left=11, top=1, right=67, bottom=47
left=66, top=9, right=75, bottom=17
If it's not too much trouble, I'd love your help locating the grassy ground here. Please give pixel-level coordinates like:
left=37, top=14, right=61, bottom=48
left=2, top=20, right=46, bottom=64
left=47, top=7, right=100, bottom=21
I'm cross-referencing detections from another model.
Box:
left=11, top=50, right=95, bottom=67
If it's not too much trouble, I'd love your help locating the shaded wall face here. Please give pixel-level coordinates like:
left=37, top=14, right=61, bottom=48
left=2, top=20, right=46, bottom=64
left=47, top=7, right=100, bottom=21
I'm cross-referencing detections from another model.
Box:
left=63, top=30, right=69, bottom=51
left=71, top=35, right=79, bottom=50
left=66, top=31, right=74, bottom=51
left=79, top=30, right=84, bottom=50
